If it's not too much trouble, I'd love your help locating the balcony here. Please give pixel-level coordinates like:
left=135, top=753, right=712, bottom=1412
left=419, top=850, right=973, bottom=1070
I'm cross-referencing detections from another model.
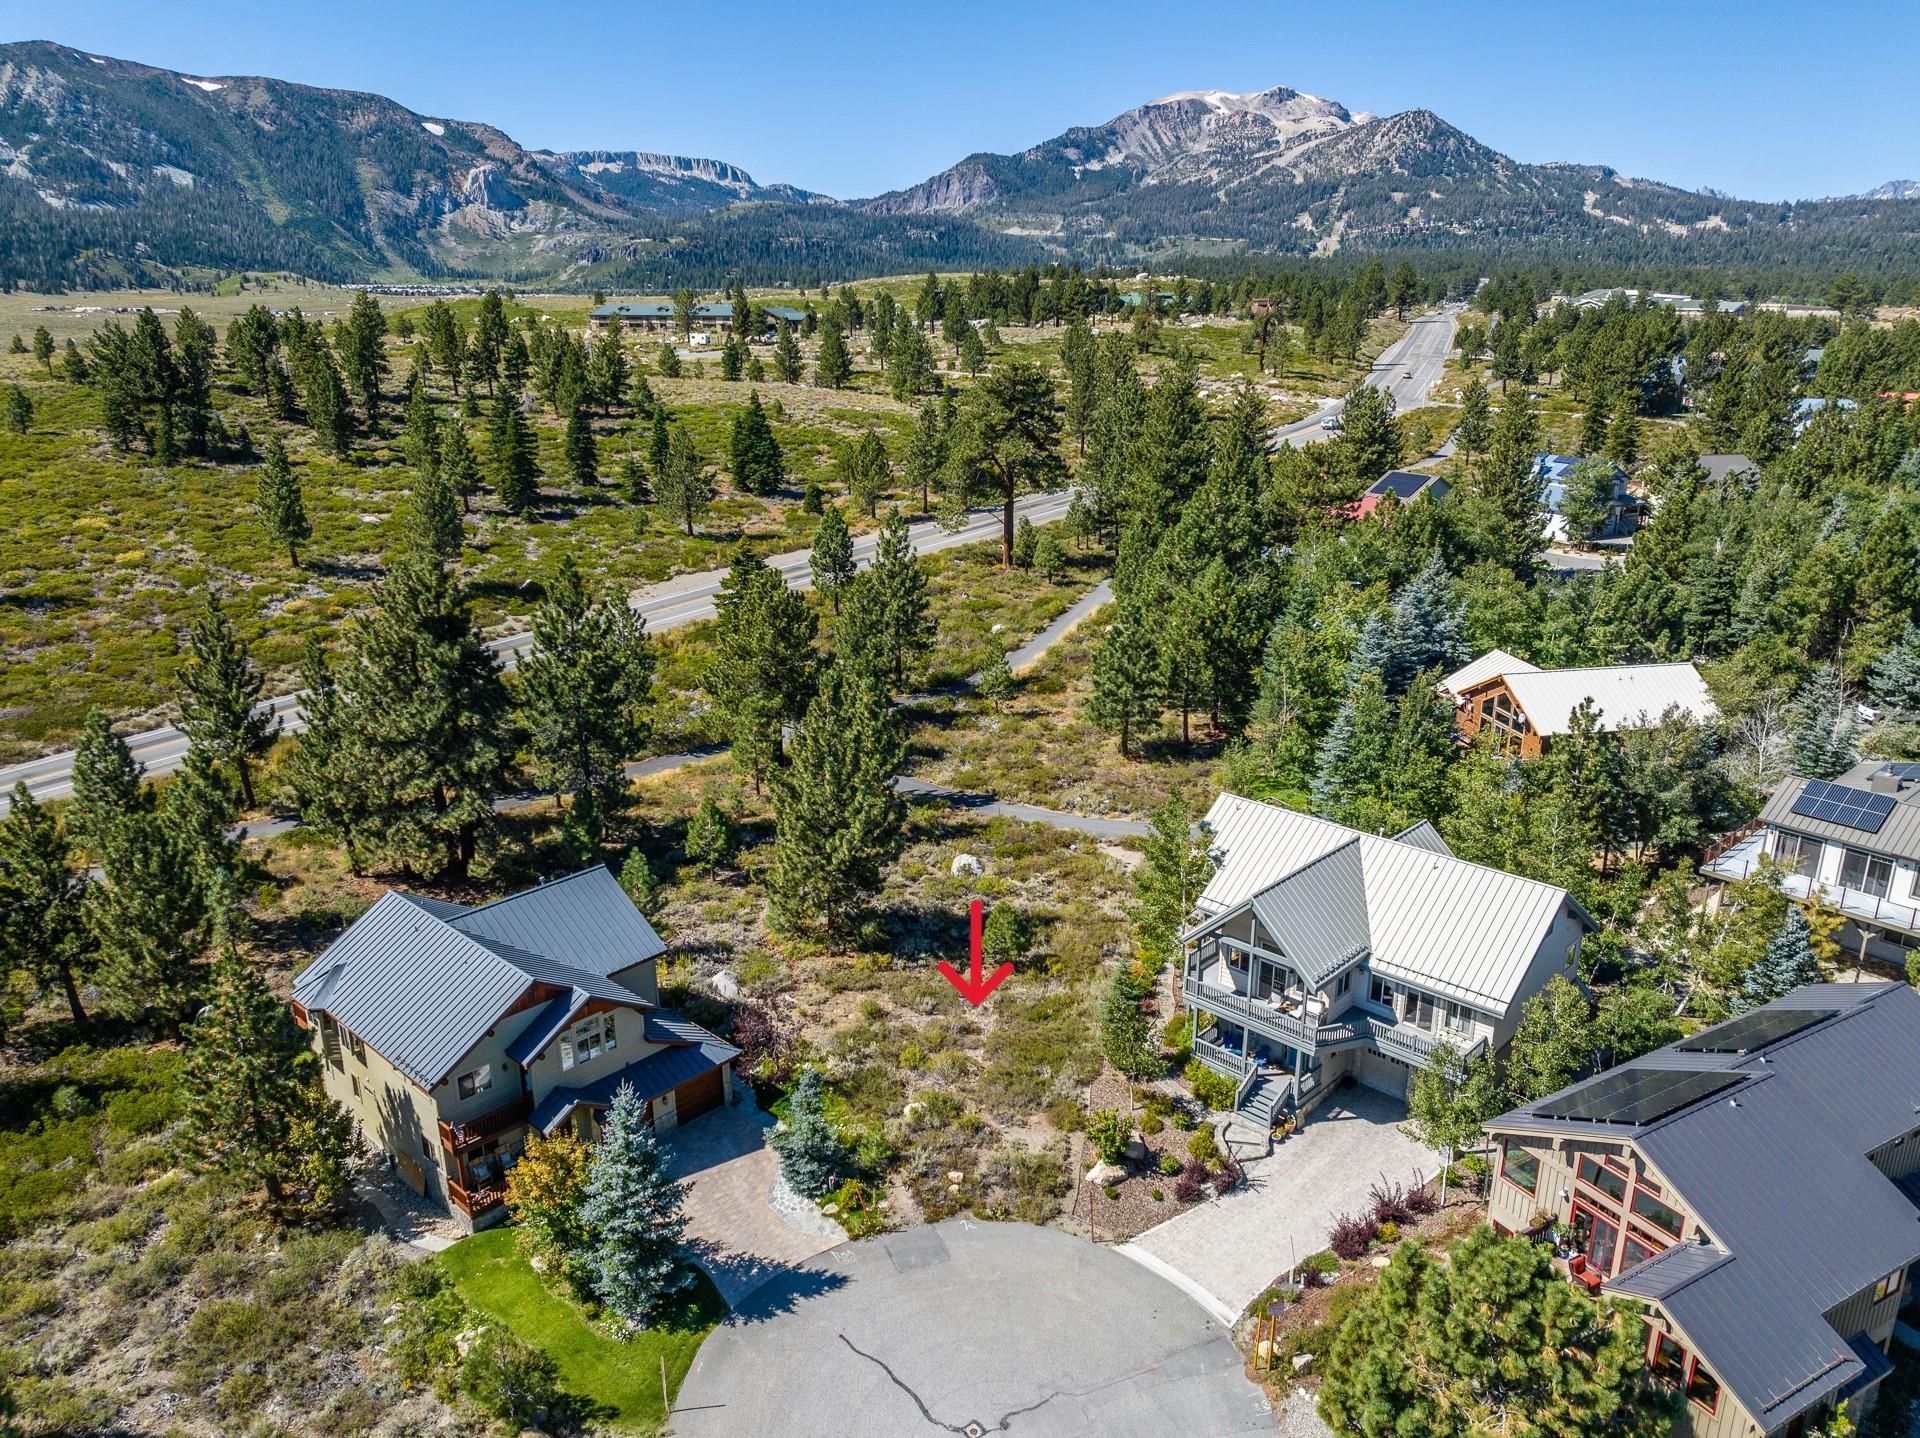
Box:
left=447, top=1178, right=505, bottom=1218
left=1703, top=832, right=1920, bottom=935
left=438, top=1092, right=533, bottom=1153
left=1182, top=975, right=1320, bottom=1052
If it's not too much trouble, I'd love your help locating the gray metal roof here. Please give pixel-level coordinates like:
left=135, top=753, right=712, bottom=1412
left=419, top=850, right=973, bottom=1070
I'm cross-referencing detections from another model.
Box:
left=1245, top=840, right=1372, bottom=989
left=450, top=866, right=665, bottom=978
left=291, top=868, right=667, bottom=1089
left=1758, top=763, right=1920, bottom=864
left=531, top=1028, right=740, bottom=1134
left=1489, top=983, right=1920, bottom=1432
left=1390, top=820, right=1453, bottom=857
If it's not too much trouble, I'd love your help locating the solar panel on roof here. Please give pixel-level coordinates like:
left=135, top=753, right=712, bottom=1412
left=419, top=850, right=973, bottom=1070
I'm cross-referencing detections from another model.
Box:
left=1881, top=762, right=1920, bottom=780
left=1674, top=1007, right=1839, bottom=1055
left=1789, top=779, right=1895, bottom=834
left=1534, top=1069, right=1746, bottom=1125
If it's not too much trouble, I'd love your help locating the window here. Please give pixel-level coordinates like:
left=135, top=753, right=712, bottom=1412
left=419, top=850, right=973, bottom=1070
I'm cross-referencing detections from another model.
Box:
left=1370, top=976, right=1399, bottom=1014
left=1874, top=1269, right=1905, bottom=1304
left=1501, top=1143, right=1540, bottom=1197
left=1841, top=849, right=1894, bottom=899
left=1776, top=831, right=1823, bottom=879
left=1685, top=1360, right=1721, bottom=1413
left=1619, top=1228, right=1664, bottom=1269
left=457, top=1064, right=492, bottom=1100
left=1577, top=1155, right=1628, bottom=1205
left=347, top=1032, right=366, bottom=1064
left=560, top=1013, right=619, bottom=1071
left=1336, top=972, right=1352, bottom=996
left=1631, top=1186, right=1685, bottom=1239
left=1648, top=1330, right=1687, bottom=1384
left=349, top=1074, right=362, bottom=1100
left=1443, top=1001, right=1474, bottom=1036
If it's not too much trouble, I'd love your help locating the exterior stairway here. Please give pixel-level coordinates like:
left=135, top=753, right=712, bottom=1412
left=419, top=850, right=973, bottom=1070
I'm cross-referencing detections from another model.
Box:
left=1218, top=1070, right=1289, bottom=1161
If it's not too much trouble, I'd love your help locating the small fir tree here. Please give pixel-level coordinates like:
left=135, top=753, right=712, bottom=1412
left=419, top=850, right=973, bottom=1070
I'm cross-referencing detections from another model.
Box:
left=580, top=1084, right=698, bottom=1324
left=770, top=1068, right=848, bottom=1198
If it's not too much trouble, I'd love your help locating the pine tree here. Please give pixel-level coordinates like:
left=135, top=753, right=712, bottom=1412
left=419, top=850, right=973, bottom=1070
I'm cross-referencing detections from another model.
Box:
left=489, top=392, right=540, bottom=513
left=183, top=945, right=356, bottom=1208
left=563, top=406, right=598, bottom=489
left=814, top=318, right=852, bottom=389
left=1454, top=376, right=1491, bottom=462
left=767, top=662, right=905, bottom=938
left=705, top=552, right=819, bottom=790
left=728, top=390, right=784, bottom=496
left=1788, top=662, right=1859, bottom=779
left=579, top=1084, right=697, bottom=1323
left=588, top=327, right=627, bottom=414
left=1130, top=793, right=1216, bottom=965
left=300, top=345, right=352, bottom=457
left=906, top=401, right=947, bottom=513
left=1741, top=906, right=1820, bottom=1010
left=401, top=371, right=441, bottom=479
left=773, top=326, right=803, bottom=384
left=808, top=504, right=855, bottom=613
left=1388, top=553, right=1468, bottom=691
left=519, top=554, right=654, bottom=841
left=255, top=435, right=311, bottom=566
left=176, top=591, right=277, bottom=807
left=68, top=707, right=144, bottom=863
left=2, top=385, right=30, bottom=435
left=439, top=420, right=481, bottom=513
left=31, top=323, right=54, bottom=372
left=948, top=360, right=1068, bottom=567
left=654, top=424, right=713, bottom=536
left=339, top=549, right=511, bottom=879
left=287, top=636, right=377, bottom=875
left=974, top=647, right=1015, bottom=711
left=407, top=462, right=463, bottom=559
left=1684, top=540, right=1737, bottom=658
left=87, top=807, right=216, bottom=1034
left=1310, top=672, right=1395, bottom=825
left=1870, top=619, right=1920, bottom=718
left=683, top=797, right=737, bottom=875
left=1086, top=605, right=1162, bottom=758
left=0, top=783, right=91, bottom=1024
left=164, top=745, right=240, bottom=892
left=770, top=1068, right=848, bottom=1197
left=1606, top=390, right=1640, bottom=466
left=1474, top=390, right=1544, bottom=576
left=1100, top=963, right=1159, bottom=1079
left=1578, top=392, right=1610, bottom=458
left=865, top=508, right=934, bottom=691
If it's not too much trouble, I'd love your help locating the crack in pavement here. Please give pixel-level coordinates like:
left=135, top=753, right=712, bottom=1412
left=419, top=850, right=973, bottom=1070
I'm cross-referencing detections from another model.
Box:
left=837, top=1333, right=1064, bottom=1435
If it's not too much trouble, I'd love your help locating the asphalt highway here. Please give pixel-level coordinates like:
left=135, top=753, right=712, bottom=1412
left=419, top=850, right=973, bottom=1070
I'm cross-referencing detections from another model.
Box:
left=1270, top=304, right=1462, bottom=448
left=0, top=489, right=1075, bottom=808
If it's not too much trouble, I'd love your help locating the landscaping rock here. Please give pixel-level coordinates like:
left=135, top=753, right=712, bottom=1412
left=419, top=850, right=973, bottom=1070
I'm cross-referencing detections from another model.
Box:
left=1292, top=1352, right=1313, bottom=1375
left=950, top=853, right=985, bottom=877
left=1086, top=1161, right=1126, bottom=1185
left=709, top=969, right=741, bottom=1001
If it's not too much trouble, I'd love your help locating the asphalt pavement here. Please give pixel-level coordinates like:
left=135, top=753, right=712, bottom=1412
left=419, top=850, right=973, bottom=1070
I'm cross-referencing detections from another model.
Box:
left=1271, top=304, right=1462, bottom=449
left=0, top=490, right=1074, bottom=809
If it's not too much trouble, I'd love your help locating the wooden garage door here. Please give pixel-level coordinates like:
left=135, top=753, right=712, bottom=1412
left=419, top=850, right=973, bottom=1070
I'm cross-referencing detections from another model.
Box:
left=674, top=1067, right=724, bottom=1123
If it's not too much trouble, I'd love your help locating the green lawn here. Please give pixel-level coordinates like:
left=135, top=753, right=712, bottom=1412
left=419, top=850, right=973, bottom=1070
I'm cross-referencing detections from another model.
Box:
left=437, top=1227, right=725, bottom=1435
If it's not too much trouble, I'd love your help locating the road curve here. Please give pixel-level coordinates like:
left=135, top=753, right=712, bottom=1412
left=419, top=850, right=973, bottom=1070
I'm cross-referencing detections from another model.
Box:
left=1270, top=304, right=1462, bottom=449
left=0, top=490, right=1076, bottom=809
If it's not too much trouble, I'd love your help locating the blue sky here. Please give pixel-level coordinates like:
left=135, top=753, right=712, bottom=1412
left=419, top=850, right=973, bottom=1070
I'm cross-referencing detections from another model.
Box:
left=9, top=0, right=1916, bottom=201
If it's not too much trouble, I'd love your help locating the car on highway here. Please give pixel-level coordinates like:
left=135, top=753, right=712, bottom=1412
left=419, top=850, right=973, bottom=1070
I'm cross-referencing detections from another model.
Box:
left=1320, top=414, right=1343, bottom=431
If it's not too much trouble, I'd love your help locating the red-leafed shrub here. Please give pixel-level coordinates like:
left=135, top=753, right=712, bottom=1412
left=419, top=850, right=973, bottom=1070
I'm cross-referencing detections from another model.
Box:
left=1369, top=1179, right=1413, bottom=1226
left=1212, top=1156, right=1243, bottom=1195
left=1404, top=1183, right=1438, bottom=1216
left=1174, top=1160, right=1208, bottom=1204
left=1328, top=1212, right=1378, bottom=1260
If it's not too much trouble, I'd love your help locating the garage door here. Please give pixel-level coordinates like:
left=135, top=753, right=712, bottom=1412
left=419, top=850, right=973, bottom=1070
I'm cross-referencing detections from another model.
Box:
left=674, top=1066, right=724, bottom=1123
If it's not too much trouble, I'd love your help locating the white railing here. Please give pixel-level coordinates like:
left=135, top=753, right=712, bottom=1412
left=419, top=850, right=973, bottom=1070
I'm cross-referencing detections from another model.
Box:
left=1705, top=851, right=1920, bottom=933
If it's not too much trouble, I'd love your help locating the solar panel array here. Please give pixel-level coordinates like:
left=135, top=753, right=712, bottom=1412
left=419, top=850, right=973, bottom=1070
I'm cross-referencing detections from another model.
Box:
left=1535, top=1069, right=1746, bottom=1126
left=1879, top=762, right=1920, bottom=781
left=1788, top=779, right=1896, bottom=834
left=1675, top=1007, right=1838, bottom=1055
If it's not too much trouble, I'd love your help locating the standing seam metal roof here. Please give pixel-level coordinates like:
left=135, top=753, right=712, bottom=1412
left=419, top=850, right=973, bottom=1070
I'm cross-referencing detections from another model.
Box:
left=1490, top=984, right=1920, bottom=1432
left=1189, top=795, right=1585, bottom=1014
left=291, top=869, right=668, bottom=1089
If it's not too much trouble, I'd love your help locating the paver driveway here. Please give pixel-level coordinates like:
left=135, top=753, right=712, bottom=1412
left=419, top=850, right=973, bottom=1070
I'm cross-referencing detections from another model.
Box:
left=669, top=1219, right=1271, bottom=1438
left=1122, top=1086, right=1437, bottom=1321
left=665, top=1101, right=844, bottom=1308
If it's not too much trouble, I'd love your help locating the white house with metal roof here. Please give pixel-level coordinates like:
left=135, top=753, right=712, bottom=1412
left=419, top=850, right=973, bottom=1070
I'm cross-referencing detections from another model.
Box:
left=1180, top=794, right=1591, bottom=1130
left=1485, top=984, right=1920, bottom=1438
left=1703, top=760, right=1920, bottom=966
left=291, top=865, right=738, bottom=1230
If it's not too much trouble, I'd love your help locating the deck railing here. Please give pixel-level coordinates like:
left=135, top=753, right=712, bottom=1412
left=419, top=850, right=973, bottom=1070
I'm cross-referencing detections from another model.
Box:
left=446, top=1178, right=505, bottom=1218
left=439, top=1092, right=533, bottom=1153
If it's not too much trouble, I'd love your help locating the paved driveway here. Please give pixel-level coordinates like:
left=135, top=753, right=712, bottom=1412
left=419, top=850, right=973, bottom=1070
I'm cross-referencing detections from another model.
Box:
left=666, top=1101, right=844, bottom=1308
left=670, top=1220, right=1271, bottom=1437
left=1122, top=1086, right=1437, bottom=1321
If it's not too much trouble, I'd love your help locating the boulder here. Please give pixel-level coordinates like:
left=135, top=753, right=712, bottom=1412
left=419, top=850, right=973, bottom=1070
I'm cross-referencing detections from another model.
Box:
left=1292, top=1353, right=1313, bottom=1375
left=950, top=853, right=985, bottom=877
left=709, top=969, right=741, bottom=1001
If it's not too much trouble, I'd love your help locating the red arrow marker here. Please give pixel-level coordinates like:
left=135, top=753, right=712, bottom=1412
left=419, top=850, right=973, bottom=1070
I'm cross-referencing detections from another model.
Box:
left=939, top=898, right=1013, bottom=1007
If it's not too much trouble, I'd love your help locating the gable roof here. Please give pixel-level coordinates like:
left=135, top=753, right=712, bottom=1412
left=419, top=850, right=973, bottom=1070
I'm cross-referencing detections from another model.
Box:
left=1488, top=984, right=1920, bottom=1432
left=1190, top=794, right=1587, bottom=1013
left=1534, top=454, right=1631, bottom=514
left=291, top=868, right=666, bottom=1089
left=1498, top=662, right=1717, bottom=735
left=1439, top=648, right=1539, bottom=697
